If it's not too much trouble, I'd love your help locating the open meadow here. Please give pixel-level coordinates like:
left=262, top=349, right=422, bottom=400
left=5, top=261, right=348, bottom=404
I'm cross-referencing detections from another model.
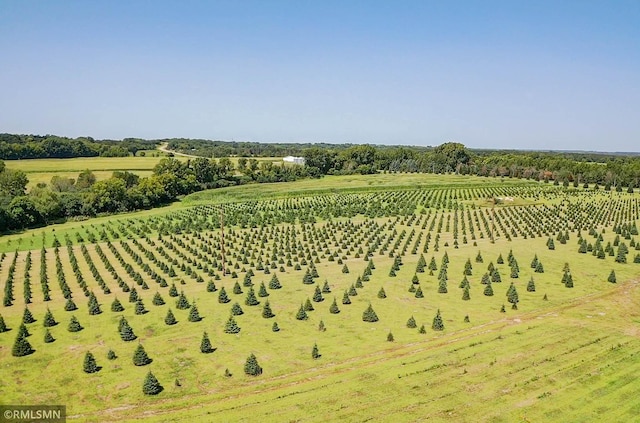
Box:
left=1, top=173, right=639, bottom=422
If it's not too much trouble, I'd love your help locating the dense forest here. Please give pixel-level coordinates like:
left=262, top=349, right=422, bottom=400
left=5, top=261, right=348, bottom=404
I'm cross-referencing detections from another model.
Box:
left=1, top=133, right=640, bottom=233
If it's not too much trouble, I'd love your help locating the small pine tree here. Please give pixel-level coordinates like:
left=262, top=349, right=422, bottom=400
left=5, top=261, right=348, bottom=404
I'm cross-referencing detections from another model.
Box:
left=322, top=280, right=331, bottom=293
left=43, top=308, right=57, bottom=327
left=418, top=324, right=427, bottom=334
left=231, top=302, right=244, bottom=316
left=111, top=298, right=125, bottom=312
left=269, top=274, right=282, bottom=289
left=88, top=292, right=102, bottom=315
left=295, top=304, right=308, bottom=320
left=119, top=317, right=136, bottom=341
left=258, top=282, right=269, bottom=297
left=44, top=328, right=55, bottom=343
left=224, top=316, right=241, bottom=334
left=527, top=277, right=536, bottom=292
left=188, top=303, right=202, bottom=322
left=342, top=290, right=351, bottom=305
left=318, top=320, right=326, bottom=332
left=23, top=307, right=36, bottom=324
left=312, top=285, right=324, bottom=302
left=176, top=291, right=190, bottom=309
left=17, top=323, right=30, bottom=338
left=362, top=304, right=379, bottom=322
left=262, top=301, right=275, bottom=318
left=152, top=292, right=165, bottom=306
left=329, top=298, right=340, bottom=314
left=65, top=298, right=78, bottom=311
left=218, top=287, right=230, bottom=303
left=245, top=287, right=260, bottom=306
left=271, top=321, right=280, bottom=332
left=169, top=283, right=179, bottom=297
left=462, top=286, right=470, bottom=301
left=11, top=333, right=34, bottom=357
left=129, top=288, right=139, bottom=303
left=134, top=299, right=147, bottom=315
left=312, top=343, right=321, bottom=359
left=415, top=286, right=424, bottom=298
left=142, top=371, right=163, bottom=395
left=387, top=332, right=394, bottom=342
left=83, top=352, right=99, bottom=373
left=164, top=308, right=177, bottom=325
left=484, top=281, right=494, bottom=296
left=304, top=298, right=314, bottom=311
left=608, top=270, right=617, bottom=283
left=432, top=309, right=444, bottom=331
left=133, top=344, right=152, bottom=366
left=68, top=316, right=83, bottom=332
left=244, top=353, right=263, bottom=376
left=200, top=331, right=215, bottom=353
left=107, top=349, right=117, bottom=360
left=377, top=287, right=387, bottom=298
left=507, top=283, right=519, bottom=306
left=342, top=264, right=349, bottom=274
left=407, top=316, right=417, bottom=328
left=464, top=315, right=470, bottom=323
left=233, top=281, right=243, bottom=294
left=0, top=314, right=8, bottom=333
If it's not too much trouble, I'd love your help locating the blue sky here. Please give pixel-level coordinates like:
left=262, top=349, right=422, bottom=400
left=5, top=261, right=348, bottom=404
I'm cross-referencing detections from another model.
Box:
left=1, top=0, right=639, bottom=151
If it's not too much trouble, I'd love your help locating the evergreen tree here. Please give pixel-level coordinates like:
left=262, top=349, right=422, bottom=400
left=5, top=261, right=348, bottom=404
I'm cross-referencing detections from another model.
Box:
left=188, top=303, right=202, bottom=322
left=432, top=309, right=444, bottom=331
left=262, top=301, right=275, bottom=318
left=44, top=328, right=55, bottom=343
left=119, top=317, right=136, bottom=341
left=271, top=321, right=280, bottom=332
left=88, top=292, right=102, bottom=315
left=462, top=286, right=470, bottom=301
left=318, top=320, right=326, bottom=332
left=406, top=316, right=417, bottom=328
left=152, top=292, right=165, bottom=306
left=129, top=288, right=139, bottom=303
left=65, top=298, right=78, bottom=311
left=164, top=308, right=177, bottom=325
left=83, top=352, right=99, bottom=373
left=23, top=307, right=36, bottom=324
left=500, top=304, right=506, bottom=312
left=483, top=281, right=494, bottom=296
left=415, top=285, right=424, bottom=298
left=68, top=316, right=83, bottom=332
left=107, top=349, right=117, bottom=360
left=304, top=298, right=314, bottom=311
left=244, top=353, right=262, bottom=376
left=362, top=304, right=379, bottom=322
left=608, top=270, right=617, bottom=283
left=133, top=343, right=152, bottom=366
left=111, top=298, right=125, bottom=312
left=438, top=278, right=448, bottom=294
left=231, top=302, right=244, bottom=316
left=142, top=371, right=163, bottom=395
left=342, top=264, right=349, bottom=274
left=464, top=315, right=470, bottom=323
left=17, top=323, right=30, bottom=338
left=311, top=343, right=321, bottom=359
left=535, top=261, right=544, bottom=273
left=322, top=280, right=331, bottom=293
left=134, top=299, right=147, bottom=315
left=200, top=331, right=215, bottom=353
left=507, top=283, right=519, bottom=306
left=258, top=282, right=269, bottom=297
left=329, top=298, right=340, bottom=314
left=0, top=314, right=8, bottom=333
left=418, top=324, right=426, bottom=334
left=269, top=274, right=282, bottom=289
left=387, top=332, right=394, bottom=342
left=245, top=287, right=260, bottom=306
left=295, top=304, right=308, bottom=320
left=527, top=277, right=536, bottom=292
left=11, top=332, right=34, bottom=357
left=207, top=280, right=217, bottom=292
left=233, top=281, right=243, bottom=294
left=312, top=285, right=324, bottom=302
left=224, top=316, right=241, bottom=334
left=342, top=290, right=351, bottom=305
left=377, top=287, right=387, bottom=298
left=168, top=283, right=178, bottom=297
left=43, top=308, right=57, bottom=327
left=218, top=287, right=230, bottom=303
left=176, top=291, right=190, bottom=309
left=530, top=254, right=539, bottom=268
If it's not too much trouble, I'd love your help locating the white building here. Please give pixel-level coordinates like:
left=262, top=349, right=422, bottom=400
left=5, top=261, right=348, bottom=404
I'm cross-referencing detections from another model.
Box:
left=283, top=156, right=306, bottom=165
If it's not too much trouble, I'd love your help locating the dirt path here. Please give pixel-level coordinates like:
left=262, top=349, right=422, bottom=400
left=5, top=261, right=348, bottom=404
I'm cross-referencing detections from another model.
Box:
left=157, top=142, right=201, bottom=158
left=72, top=279, right=640, bottom=421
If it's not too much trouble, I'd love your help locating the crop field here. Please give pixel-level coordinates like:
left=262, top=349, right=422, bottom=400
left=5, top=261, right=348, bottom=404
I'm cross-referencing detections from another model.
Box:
left=1, top=174, right=639, bottom=422
left=4, top=156, right=281, bottom=189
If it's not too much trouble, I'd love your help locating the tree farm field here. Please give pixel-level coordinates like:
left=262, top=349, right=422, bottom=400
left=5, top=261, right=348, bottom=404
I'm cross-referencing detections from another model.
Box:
left=1, top=173, right=640, bottom=422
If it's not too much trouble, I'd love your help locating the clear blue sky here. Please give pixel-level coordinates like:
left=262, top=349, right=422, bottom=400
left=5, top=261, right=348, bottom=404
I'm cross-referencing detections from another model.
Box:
left=1, top=0, right=639, bottom=151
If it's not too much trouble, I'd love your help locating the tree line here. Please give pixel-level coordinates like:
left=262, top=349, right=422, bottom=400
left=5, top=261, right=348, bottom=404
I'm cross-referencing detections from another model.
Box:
left=0, top=156, right=310, bottom=232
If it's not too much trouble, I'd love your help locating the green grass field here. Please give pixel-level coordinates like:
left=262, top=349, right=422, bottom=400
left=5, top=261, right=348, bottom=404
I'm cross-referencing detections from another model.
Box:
left=0, top=172, right=639, bottom=422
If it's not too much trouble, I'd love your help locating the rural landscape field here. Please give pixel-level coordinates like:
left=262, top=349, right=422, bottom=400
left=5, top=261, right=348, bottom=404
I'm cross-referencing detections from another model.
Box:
left=1, top=148, right=639, bottom=422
